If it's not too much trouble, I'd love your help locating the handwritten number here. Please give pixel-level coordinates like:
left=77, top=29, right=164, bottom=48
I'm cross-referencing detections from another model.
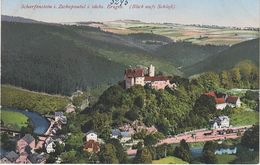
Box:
left=109, top=0, right=128, bottom=6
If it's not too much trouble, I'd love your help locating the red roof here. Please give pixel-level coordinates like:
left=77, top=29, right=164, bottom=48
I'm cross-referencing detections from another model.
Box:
left=215, top=98, right=225, bottom=104
left=125, top=68, right=144, bottom=78
left=144, top=76, right=170, bottom=82
left=84, top=140, right=100, bottom=153
left=226, top=96, right=239, bottom=104
left=204, top=91, right=217, bottom=98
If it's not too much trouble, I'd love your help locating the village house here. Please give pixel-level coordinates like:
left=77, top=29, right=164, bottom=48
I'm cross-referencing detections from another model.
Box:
left=120, top=131, right=132, bottom=143
left=65, top=104, right=76, bottom=113
left=83, top=131, right=100, bottom=153
left=16, top=134, right=36, bottom=154
left=15, top=152, right=29, bottom=164
left=209, top=116, right=230, bottom=129
left=111, top=129, right=133, bottom=143
left=0, top=155, right=12, bottom=164
left=111, top=129, right=122, bottom=139
left=215, top=147, right=237, bottom=155
left=45, top=137, right=56, bottom=153
left=124, top=64, right=176, bottom=90
left=204, top=91, right=241, bottom=110
left=54, top=112, right=67, bottom=124
left=83, top=140, right=100, bottom=153
left=85, top=131, right=98, bottom=142
left=1, top=151, right=19, bottom=163
left=226, top=96, right=241, bottom=108
left=27, top=153, right=46, bottom=164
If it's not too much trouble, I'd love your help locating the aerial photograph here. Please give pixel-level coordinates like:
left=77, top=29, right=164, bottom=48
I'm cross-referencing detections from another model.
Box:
left=0, top=0, right=259, bottom=164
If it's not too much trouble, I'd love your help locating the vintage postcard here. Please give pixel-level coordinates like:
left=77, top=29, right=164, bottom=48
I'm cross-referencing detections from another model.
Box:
left=0, top=0, right=259, bottom=164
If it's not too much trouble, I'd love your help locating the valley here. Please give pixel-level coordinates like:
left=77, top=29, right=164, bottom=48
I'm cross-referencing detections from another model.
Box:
left=1, top=15, right=259, bottom=164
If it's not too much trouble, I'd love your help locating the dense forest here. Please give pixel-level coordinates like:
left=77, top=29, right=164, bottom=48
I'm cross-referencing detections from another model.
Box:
left=1, top=22, right=126, bottom=95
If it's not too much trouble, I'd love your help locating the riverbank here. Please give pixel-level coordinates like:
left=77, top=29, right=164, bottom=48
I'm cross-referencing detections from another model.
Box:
left=1, top=108, right=50, bottom=135
left=0, top=109, right=29, bottom=131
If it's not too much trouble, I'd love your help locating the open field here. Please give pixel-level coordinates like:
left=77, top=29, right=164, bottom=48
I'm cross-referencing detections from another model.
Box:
left=0, top=109, right=29, bottom=130
left=216, top=154, right=237, bottom=164
left=152, top=156, right=188, bottom=164
left=230, top=109, right=259, bottom=126
left=85, top=20, right=259, bottom=46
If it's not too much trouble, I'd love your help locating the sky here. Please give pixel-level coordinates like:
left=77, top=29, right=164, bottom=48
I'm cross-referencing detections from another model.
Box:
left=1, top=0, right=260, bottom=27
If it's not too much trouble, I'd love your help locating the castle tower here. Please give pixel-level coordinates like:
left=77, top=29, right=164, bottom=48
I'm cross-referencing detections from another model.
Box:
left=148, top=64, right=155, bottom=77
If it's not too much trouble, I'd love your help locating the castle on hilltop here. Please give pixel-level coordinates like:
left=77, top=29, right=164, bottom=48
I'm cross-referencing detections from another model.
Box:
left=124, top=64, right=176, bottom=90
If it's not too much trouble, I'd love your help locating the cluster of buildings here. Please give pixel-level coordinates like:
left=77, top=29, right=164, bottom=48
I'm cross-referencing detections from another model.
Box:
left=82, top=121, right=158, bottom=154
left=204, top=91, right=241, bottom=110
left=209, top=116, right=230, bottom=129
left=124, top=64, right=176, bottom=90
left=1, top=111, right=68, bottom=164
left=1, top=134, right=46, bottom=164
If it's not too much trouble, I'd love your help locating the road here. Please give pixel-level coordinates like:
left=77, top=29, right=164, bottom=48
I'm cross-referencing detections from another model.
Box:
left=127, top=125, right=252, bottom=155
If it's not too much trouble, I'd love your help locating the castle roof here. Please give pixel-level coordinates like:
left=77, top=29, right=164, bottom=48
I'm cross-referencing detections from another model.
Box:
left=144, top=76, right=170, bottom=82
left=125, top=68, right=144, bottom=78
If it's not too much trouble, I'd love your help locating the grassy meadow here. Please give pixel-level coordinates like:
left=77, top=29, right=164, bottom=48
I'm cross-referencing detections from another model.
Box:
left=152, top=156, right=188, bottom=164
left=216, top=154, right=237, bottom=164
left=0, top=109, right=29, bottom=130
left=230, top=110, right=259, bottom=126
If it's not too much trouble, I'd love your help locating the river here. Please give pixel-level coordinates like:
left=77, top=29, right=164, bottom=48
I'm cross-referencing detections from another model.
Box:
left=2, top=108, right=50, bottom=135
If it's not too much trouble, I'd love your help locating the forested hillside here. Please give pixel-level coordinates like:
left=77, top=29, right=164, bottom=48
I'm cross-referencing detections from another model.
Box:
left=82, top=62, right=259, bottom=140
left=1, top=85, right=70, bottom=114
left=1, top=21, right=181, bottom=95
left=183, top=38, right=259, bottom=76
left=154, top=42, right=227, bottom=68
left=2, top=20, right=259, bottom=95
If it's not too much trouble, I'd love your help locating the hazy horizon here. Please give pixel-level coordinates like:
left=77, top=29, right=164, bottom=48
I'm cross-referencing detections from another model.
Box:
left=2, top=0, right=260, bottom=28
left=3, top=14, right=260, bottom=29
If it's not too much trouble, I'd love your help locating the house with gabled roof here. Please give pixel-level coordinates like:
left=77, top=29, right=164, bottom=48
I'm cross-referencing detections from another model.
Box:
left=83, top=140, right=100, bottom=153
left=54, top=112, right=67, bottom=124
left=85, top=131, right=98, bottom=142
left=45, top=137, right=56, bottom=154
left=3, top=151, right=19, bottom=163
left=16, top=152, right=29, bottom=164
left=0, top=155, right=12, bottom=164
left=16, top=134, right=35, bottom=154
left=209, top=116, right=230, bottom=129
left=226, top=96, right=241, bottom=108
left=27, top=153, right=46, bottom=164
left=204, top=91, right=241, bottom=110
